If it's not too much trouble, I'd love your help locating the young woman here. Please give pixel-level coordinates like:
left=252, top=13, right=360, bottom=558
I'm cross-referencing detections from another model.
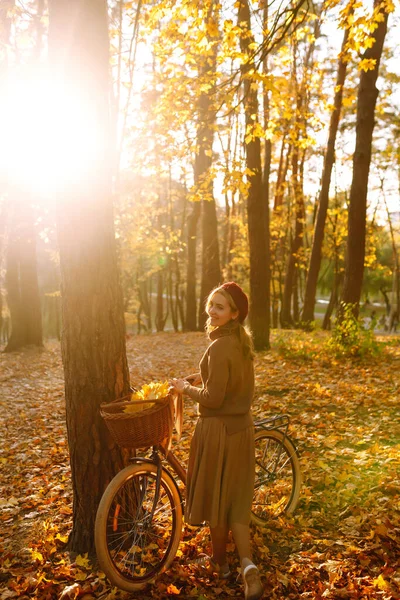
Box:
left=170, top=282, right=263, bottom=600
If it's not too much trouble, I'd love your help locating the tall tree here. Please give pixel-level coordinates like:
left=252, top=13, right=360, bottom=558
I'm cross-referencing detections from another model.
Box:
left=261, top=1, right=272, bottom=345
left=197, top=0, right=221, bottom=330
left=238, top=0, right=270, bottom=350
left=301, top=3, right=354, bottom=325
left=48, top=0, right=130, bottom=553
left=339, top=0, right=390, bottom=320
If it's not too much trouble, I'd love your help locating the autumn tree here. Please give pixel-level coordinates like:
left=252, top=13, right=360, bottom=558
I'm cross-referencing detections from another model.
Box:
left=48, top=0, right=130, bottom=552
left=197, top=1, right=222, bottom=330
left=237, top=0, right=270, bottom=350
left=339, top=0, right=391, bottom=321
left=301, top=1, right=354, bottom=325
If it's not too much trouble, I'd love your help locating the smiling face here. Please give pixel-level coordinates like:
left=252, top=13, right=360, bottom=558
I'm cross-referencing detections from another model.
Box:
left=207, top=291, right=239, bottom=327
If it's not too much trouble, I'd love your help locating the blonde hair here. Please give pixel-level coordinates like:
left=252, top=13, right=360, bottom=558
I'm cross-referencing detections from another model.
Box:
left=205, top=286, right=254, bottom=359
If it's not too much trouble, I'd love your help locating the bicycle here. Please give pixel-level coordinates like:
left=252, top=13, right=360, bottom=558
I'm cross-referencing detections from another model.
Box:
left=95, top=390, right=301, bottom=592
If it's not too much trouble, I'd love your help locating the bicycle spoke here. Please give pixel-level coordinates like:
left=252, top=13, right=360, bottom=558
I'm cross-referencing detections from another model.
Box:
left=252, top=430, right=299, bottom=521
left=104, top=471, right=178, bottom=581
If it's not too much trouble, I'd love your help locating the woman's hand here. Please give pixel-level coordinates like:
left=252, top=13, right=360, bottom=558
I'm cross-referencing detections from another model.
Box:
left=185, top=373, right=202, bottom=386
left=169, top=378, right=188, bottom=394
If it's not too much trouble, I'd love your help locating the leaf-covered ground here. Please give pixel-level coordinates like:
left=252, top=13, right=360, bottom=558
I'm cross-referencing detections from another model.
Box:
left=0, top=331, right=399, bottom=599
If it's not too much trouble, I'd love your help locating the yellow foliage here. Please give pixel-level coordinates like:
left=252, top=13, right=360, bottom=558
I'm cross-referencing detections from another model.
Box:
left=359, top=58, right=377, bottom=72
left=76, top=553, right=91, bottom=569
left=373, top=574, right=390, bottom=590
left=206, top=17, right=219, bottom=38
left=124, top=381, right=170, bottom=413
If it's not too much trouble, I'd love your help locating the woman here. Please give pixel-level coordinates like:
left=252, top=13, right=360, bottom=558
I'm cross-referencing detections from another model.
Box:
left=170, top=282, right=263, bottom=600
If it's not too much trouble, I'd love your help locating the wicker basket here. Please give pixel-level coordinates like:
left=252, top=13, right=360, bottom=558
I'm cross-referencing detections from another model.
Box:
left=100, top=394, right=174, bottom=449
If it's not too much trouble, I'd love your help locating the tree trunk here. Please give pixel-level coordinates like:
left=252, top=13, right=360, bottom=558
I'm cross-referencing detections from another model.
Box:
left=322, top=270, right=343, bottom=330
left=238, top=0, right=269, bottom=350
left=280, top=146, right=304, bottom=328
left=48, top=0, right=130, bottom=554
left=197, top=3, right=221, bottom=330
left=261, top=2, right=272, bottom=343
left=185, top=201, right=201, bottom=330
left=5, top=198, right=43, bottom=351
left=155, top=269, right=168, bottom=332
left=301, top=15, right=352, bottom=324
left=198, top=198, right=221, bottom=328
left=339, top=1, right=389, bottom=320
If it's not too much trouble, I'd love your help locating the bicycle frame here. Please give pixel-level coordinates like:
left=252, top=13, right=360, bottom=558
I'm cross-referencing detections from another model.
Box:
left=129, top=446, right=186, bottom=523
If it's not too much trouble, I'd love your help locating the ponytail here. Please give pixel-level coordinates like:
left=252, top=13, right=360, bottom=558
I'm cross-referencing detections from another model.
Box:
left=238, top=323, right=254, bottom=360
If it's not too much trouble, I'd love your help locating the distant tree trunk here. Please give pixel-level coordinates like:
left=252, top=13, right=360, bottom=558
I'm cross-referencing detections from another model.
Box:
left=323, top=270, right=343, bottom=330
left=280, top=144, right=304, bottom=328
left=197, top=2, right=221, bottom=330
left=185, top=202, right=200, bottom=330
left=339, top=1, right=389, bottom=321
left=199, top=199, right=221, bottom=328
left=301, top=15, right=352, bottom=324
left=238, top=0, right=269, bottom=350
left=380, top=287, right=390, bottom=316
left=137, top=265, right=152, bottom=333
left=155, top=269, right=168, bottom=331
left=48, top=0, right=130, bottom=553
left=271, top=138, right=290, bottom=328
left=5, top=199, right=43, bottom=351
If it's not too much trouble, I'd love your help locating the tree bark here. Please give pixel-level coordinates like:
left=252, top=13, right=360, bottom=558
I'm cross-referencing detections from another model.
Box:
left=301, top=14, right=352, bottom=324
left=197, top=2, right=221, bottom=330
left=339, top=1, right=389, bottom=320
left=48, top=0, right=130, bottom=553
left=238, top=0, right=269, bottom=350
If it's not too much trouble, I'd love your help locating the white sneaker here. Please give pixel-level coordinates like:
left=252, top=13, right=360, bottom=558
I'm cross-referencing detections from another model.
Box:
left=242, top=565, right=263, bottom=600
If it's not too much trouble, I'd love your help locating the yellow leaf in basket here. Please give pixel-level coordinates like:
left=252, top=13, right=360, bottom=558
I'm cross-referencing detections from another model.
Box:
left=131, top=381, right=170, bottom=401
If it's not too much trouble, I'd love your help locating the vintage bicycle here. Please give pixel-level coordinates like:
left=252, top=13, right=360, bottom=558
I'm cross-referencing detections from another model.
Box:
left=94, top=382, right=301, bottom=592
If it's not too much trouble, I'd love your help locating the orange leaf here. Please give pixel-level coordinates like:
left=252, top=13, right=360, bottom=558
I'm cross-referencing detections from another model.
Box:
left=166, top=584, right=181, bottom=595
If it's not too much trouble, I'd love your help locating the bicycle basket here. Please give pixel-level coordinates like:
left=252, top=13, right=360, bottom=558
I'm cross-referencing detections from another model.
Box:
left=100, top=394, right=174, bottom=449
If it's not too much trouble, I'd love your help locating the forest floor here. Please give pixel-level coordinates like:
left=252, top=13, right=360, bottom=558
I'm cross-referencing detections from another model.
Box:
left=0, top=331, right=399, bottom=600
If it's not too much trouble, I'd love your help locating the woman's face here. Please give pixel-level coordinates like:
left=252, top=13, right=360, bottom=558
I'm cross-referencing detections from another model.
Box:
left=207, top=292, right=238, bottom=327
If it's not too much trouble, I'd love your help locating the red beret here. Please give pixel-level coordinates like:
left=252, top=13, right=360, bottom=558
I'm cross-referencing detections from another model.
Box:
left=220, top=282, right=249, bottom=323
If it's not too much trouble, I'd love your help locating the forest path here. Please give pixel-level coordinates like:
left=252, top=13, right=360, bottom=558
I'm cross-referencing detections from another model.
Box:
left=0, top=332, right=399, bottom=599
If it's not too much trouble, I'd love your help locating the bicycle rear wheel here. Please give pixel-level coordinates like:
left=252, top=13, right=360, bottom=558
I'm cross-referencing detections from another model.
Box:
left=95, top=462, right=182, bottom=591
left=251, top=428, right=301, bottom=525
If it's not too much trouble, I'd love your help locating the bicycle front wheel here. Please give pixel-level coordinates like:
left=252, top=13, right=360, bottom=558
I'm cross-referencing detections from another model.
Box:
left=95, top=462, right=182, bottom=592
left=251, top=428, right=301, bottom=526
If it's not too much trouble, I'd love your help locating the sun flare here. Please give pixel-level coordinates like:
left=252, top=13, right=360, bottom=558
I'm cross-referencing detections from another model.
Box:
left=2, top=65, right=104, bottom=200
